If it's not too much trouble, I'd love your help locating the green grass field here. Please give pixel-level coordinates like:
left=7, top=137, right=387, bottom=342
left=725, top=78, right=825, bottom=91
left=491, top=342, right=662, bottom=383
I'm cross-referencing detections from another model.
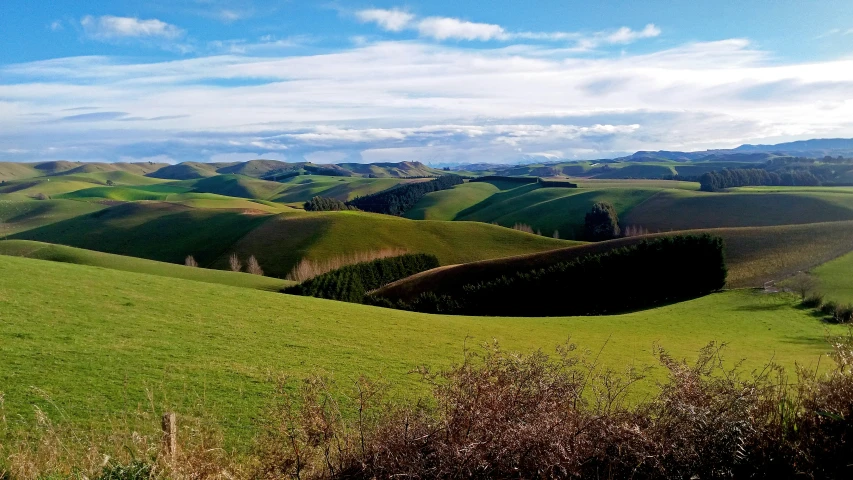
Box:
left=812, top=251, right=853, bottom=304
left=0, top=254, right=845, bottom=448
left=0, top=240, right=291, bottom=291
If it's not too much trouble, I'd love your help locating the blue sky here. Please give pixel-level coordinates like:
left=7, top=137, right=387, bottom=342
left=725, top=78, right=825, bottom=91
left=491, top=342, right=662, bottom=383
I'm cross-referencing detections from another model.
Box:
left=1, top=0, right=853, bottom=164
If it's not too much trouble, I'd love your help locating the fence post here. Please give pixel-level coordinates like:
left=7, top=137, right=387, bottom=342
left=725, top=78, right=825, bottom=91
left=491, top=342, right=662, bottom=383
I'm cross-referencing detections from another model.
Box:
left=162, top=412, right=177, bottom=458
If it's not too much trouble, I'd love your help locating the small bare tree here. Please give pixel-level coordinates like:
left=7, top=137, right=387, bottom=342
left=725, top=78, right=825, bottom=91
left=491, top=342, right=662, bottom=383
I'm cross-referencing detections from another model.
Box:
left=229, top=253, right=243, bottom=272
left=785, top=272, right=820, bottom=300
left=246, top=255, right=264, bottom=276
left=185, top=255, right=198, bottom=267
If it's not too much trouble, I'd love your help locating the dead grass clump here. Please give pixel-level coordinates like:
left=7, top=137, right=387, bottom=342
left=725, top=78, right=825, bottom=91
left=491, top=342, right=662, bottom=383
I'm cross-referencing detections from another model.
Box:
left=0, top=401, right=243, bottom=480
left=285, top=249, right=408, bottom=283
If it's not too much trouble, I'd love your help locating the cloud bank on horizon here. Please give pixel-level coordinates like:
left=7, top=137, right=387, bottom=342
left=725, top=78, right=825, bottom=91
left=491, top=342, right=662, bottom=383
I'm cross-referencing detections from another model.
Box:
left=1, top=1, right=853, bottom=164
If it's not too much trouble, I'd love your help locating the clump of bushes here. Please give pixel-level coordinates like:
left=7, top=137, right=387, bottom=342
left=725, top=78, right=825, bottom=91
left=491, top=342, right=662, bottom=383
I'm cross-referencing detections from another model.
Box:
left=372, top=235, right=727, bottom=317
left=260, top=334, right=853, bottom=479
left=303, top=196, right=358, bottom=212
left=284, top=254, right=440, bottom=303
left=802, top=293, right=825, bottom=308
left=832, top=304, right=853, bottom=324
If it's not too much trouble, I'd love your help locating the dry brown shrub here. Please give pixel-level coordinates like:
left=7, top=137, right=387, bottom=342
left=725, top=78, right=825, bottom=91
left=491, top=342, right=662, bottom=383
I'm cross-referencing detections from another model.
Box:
left=184, top=255, right=198, bottom=268
left=228, top=254, right=242, bottom=273
left=246, top=255, right=264, bottom=276
left=258, top=333, right=853, bottom=479
left=285, top=249, right=408, bottom=283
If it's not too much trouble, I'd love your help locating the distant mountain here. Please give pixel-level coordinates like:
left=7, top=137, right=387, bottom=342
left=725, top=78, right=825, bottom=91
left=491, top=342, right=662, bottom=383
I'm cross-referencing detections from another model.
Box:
left=619, top=138, right=853, bottom=163
left=735, top=138, right=853, bottom=152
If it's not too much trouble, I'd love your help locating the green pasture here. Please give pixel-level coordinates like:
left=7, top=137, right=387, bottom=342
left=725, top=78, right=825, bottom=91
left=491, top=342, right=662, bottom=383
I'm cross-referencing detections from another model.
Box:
left=0, top=240, right=291, bottom=291
left=0, top=255, right=845, bottom=448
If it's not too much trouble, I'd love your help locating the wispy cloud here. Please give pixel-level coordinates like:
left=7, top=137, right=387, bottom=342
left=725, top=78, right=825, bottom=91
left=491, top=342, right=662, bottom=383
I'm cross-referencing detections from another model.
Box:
left=49, top=20, right=63, bottom=32
left=352, top=8, right=660, bottom=47
left=355, top=8, right=415, bottom=32
left=80, top=15, right=184, bottom=40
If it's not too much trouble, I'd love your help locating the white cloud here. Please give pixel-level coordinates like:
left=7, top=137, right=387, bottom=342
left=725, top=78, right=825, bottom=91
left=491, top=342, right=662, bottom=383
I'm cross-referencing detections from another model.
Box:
left=416, top=17, right=506, bottom=41
left=81, top=15, right=184, bottom=40
left=355, top=8, right=415, bottom=32
left=352, top=8, right=659, bottom=47
left=49, top=20, right=63, bottom=31
left=2, top=37, right=853, bottom=163
left=603, top=24, right=661, bottom=44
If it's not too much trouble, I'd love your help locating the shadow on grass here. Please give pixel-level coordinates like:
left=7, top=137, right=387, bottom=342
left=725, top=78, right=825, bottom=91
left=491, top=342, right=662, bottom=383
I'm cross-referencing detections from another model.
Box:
left=733, top=303, right=789, bottom=312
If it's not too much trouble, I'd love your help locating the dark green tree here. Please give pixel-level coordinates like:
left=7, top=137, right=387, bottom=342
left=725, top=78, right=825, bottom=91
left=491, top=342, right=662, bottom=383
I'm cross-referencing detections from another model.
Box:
left=584, top=202, right=620, bottom=241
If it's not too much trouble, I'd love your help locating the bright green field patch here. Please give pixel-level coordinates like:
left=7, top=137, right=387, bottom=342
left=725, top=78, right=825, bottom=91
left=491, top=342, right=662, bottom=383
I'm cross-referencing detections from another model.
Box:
left=0, top=240, right=291, bottom=291
left=0, top=255, right=843, bottom=448
left=404, top=182, right=501, bottom=220
left=812, top=251, right=853, bottom=304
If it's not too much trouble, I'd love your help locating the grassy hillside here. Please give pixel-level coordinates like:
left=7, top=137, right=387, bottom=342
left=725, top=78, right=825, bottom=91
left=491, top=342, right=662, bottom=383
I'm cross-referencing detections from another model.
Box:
left=190, top=174, right=285, bottom=200
left=812, top=251, right=853, bottom=304
left=404, top=181, right=514, bottom=221
left=272, top=175, right=419, bottom=203
left=146, top=162, right=221, bottom=180
left=12, top=202, right=274, bottom=267
left=0, top=198, right=106, bottom=236
left=0, top=254, right=843, bottom=446
left=376, top=221, right=853, bottom=301
left=213, top=211, right=576, bottom=277
left=9, top=203, right=573, bottom=277
left=0, top=240, right=291, bottom=291
left=0, top=162, right=39, bottom=181
left=624, top=190, right=853, bottom=231
left=454, top=184, right=663, bottom=239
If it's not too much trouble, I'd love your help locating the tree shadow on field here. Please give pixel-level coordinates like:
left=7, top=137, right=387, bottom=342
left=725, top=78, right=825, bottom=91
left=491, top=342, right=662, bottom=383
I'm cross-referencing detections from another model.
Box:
left=733, top=304, right=789, bottom=312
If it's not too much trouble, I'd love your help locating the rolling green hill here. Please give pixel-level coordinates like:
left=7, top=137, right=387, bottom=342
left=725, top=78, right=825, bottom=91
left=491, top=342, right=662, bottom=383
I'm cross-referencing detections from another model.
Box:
left=12, top=202, right=274, bottom=267
left=272, top=175, right=422, bottom=203
left=376, top=221, right=853, bottom=302
left=190, top=174, right=286, bottom=200
left=10, top=203, right=576, bottom=277
left=623, top=190, right=853, bottom=231
left=219, top=210, right=576, bottom=277
left=0, top=240, right=291, bottom=291
left=0, top=198, right=106, bottom=236
left=0, top=254, right=843, bottom=446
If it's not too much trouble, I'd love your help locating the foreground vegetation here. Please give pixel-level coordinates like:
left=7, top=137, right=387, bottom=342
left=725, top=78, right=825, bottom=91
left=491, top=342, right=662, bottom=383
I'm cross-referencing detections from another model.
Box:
left=3, top=334, right=851, bottom=479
